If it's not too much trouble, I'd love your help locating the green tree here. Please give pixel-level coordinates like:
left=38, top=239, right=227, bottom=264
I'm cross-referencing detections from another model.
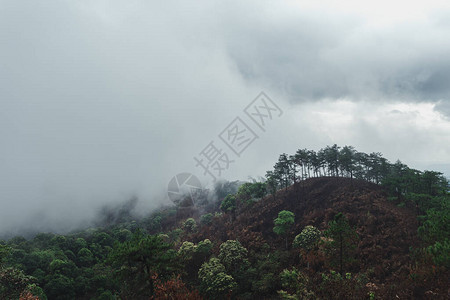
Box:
left=324, top=213, right=358, bottom=274
left=92, top=232, right=113, bottom=247
left=0, top=244, right=45, bottom=299
left=198, top=258, right=237, bottom=298
left=178, top=241, right=196, bottom=261
left=151, top=215, right=163, bottom=232
left=306, top=150, right=317, bottom=178
left=294, top=149, right=308, bottom=180
left=309, top=150, right=323, bottom=177
left=382, top=160, right=409, bottom=201
left=182, top=218, right=197, bottom=233
left=214, top=180, right=241, bottom=200
left=25, top=250, right=55, bottom=274
left=278, top=268, right=315, bottom=299
left=273, top=210, right=295, bottom=249
left=178, top=239, right=212, bottom=281
left=237, top=182, right=267, bottom=204
left=339, top=146, right=356, bottom=179
left=50, top=235, right=67, bottom=250
left=265, top=171, right=279, bottom=200
left=289, top=154, right=299, bottom=184
left=426, top=239, right=450, bottom=268
left=421, top=171, right=448, bottom=196
left=322, top=145, right=340, bottom=176
left=113, top=228, right=133, bottom=243
left=274, top=153, right=292, bottom=190
left=33, top=233, right=55, bottom=250
left=0, top=267, right=38, bottom=300
left=218, top=240, right=249, bottom=274
left=293, top=225, right=321, bottom=268
left=196, top=239, right=213, bottom=257
left=0, top=244, right=10, bottom=266
left=107, top=231, right=177, bottom=298
left=44, top=274, right=75, bottom=300
left=77, top=248, right=94, bottom=267
left=221, top=194, right=237, bottom=221
left=418, top=196, right=450, bottom=268
left=73, top=238, right=87, bottom=252
left=418, top=200, right=450, bottom=244
left=293, top=226, right=321, bottom=250
left=200, top=213, right=213, bottom=226
left=49, top=259, right=77, bottom=277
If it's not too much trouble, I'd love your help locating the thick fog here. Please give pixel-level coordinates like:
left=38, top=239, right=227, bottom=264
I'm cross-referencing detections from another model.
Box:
left=1, top=0, right=449, bottom=236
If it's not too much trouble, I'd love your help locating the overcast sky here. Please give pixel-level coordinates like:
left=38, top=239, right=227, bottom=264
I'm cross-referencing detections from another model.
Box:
left=1, top=0, right=449, bottom=236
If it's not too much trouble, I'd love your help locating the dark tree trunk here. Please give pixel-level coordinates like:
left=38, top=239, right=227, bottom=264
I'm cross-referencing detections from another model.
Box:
left=339, top=232, right=343, bottom=275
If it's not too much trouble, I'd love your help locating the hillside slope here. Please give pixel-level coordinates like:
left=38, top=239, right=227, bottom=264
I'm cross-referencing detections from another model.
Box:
left=192, top=177, right=435, bottom=297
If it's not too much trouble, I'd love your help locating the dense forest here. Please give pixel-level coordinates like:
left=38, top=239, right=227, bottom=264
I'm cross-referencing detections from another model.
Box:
left=1, top=145, right=449, bottom=299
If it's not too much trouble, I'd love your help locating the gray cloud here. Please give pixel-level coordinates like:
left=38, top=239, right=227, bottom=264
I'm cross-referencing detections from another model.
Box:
left=219, top=3, right=450, bottom=114
left=0, top=0, right=449, bottom=236
left=435, top=100, right=450, bottom=118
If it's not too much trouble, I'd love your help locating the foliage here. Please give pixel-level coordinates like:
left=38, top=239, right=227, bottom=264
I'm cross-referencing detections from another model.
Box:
left=218, top=240, right=248, bottom=273
left=278, top=268, right=315, bottom=299
left=44, top=274, right=75, bottom=300
left=178, top=239, right=213, bottom=262
left=214, top=180, right=241, bottom=200
left=237, top=182, right=267, bottom=204
left=77, top=247, right=94, bottom=267
left=200, top=213, right=213, bottom=226
left=0, top=145, right=448, bottom=299
left=178, top=241, right=197, bottom=261
left=265, top=171, right=279, bottom=200
left=245, top=248, right=288, bottom=295
left=177, top=239, right=213, bottom=286
left=151, top=273, right=202, bottom=300
left=19, top=289, right=42, bottom=300
left=107, top=231, right=178, bottom=298
left=293, top=226, right=321, bottom=251
left=182, top=218, right=197, bottom=233
left=317, top=270, right=366, bottom=299
left=273, top=211, right=295, bottom=236
left=418, top=197, right=449, bottom=244
left=273, top=210, right=295, bottom=249
left=264, top=145, right=449, bottom=201
left=0, top=267, right=37, bottom=300
left=220, top=194, right=236, bottom=214
left=197, top=239, right=213, bottom=256
left=323, top=213, right=359, bottom=274
left=417, top=195, right=450, bottom=268
left=274, top=153, right=292, bottom=190
left=0, top=244, right=10, bottom=265
left=168, top=228, right=184, bottom=245
left=426, top=239, right=450, bottom=268
left=293, top=225, right=321, bottom=269
left=198, top=258, right=237, bottom=298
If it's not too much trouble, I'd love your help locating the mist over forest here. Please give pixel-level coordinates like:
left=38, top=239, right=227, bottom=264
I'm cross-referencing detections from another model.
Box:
left=1, top=1, right=449, bottom=299
left=1, top=0, right=450, bottom=238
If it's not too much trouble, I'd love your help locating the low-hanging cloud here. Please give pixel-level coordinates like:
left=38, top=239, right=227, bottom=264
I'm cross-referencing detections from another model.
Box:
left=0, top=0, right=449, bottom=236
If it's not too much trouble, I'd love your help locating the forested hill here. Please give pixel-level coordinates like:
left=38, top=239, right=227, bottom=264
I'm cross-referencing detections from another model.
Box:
left=194, top=177, right=420, bottom=275
left=0, top=145, right=449, bottom=299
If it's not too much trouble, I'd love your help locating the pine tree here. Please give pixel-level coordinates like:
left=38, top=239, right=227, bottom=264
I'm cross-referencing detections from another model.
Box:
left=324, top=213, right=358, bottom=274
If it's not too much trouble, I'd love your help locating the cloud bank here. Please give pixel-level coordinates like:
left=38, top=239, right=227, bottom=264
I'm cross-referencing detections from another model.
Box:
left=0, top=0, right=449, bottom=236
